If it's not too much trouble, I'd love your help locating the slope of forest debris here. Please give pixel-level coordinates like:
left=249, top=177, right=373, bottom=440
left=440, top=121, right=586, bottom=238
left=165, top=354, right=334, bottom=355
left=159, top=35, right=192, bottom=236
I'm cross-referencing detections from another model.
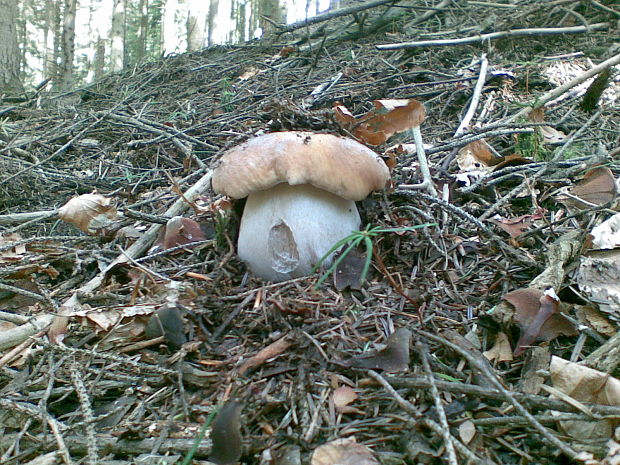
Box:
left=1, top=1, right=620, bottom=464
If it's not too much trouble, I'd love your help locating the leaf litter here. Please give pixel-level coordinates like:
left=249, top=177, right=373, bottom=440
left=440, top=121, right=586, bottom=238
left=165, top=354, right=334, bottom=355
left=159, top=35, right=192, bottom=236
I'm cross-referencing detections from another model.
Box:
left=1, top=2, right=620, bottom=464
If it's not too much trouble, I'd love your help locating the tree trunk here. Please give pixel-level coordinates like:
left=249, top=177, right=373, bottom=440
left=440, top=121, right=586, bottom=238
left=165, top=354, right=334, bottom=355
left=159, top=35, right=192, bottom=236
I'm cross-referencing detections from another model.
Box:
left=94, top=37, right=106, bottom=79
left=136, top=0, right=148, bottom=62
left=110, top=0, right=125, bottom=71
left=58, top=0, right=77, bottom=90
left=206, top=0, right=219, bottom=46
left=162, top=0, right=180, bottom=55
left=187, top=0, right=207, bottom=51
left=0, top=0, right=24, bottom=94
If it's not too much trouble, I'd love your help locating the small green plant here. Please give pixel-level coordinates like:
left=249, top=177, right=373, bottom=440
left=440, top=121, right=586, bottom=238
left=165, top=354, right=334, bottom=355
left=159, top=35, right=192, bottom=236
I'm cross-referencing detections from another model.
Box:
left=515, top=127, right=547, bottom=161
left=312, top=223, right=435, bottom=289
left=213, top=210, right=230, bottom=250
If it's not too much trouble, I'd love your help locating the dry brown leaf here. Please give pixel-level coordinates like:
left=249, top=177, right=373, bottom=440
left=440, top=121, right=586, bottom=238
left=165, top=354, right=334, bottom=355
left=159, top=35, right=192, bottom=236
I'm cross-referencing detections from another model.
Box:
left=590, top=213, right=620, bottom=249
left=0, top=233, right=26, bottom=264
left=334, top=246, right=366, bottom=291
left=333, top=99, right=425, bottom=146
left=551, top=356, right=620, bottom=439
left=210, top=401, right=244, bottom=465
left=348, top=328, right=411, bottom=372
left=58, top=193, right=118, bottom=235
left=160, top=216, right=207, bottom=250
left=528, top=106, right=567, bottom=144
left=482, top=332, right=514, bottom=363
left=503, top=288, right=577, bottom=356
left=333, top=386, right=358, bottom=413
left=311, top=437, right=378, bottom=465
left=490, top=210, right=545, bottom=238
left=456, top=139, right=497, bottom=171
left=575, top=251, right=620, bottom=316
left=458, top=420, right=476, bottom=445
left=575, top=305, right=616, bottom=337
left=557, top=166, right=617, bottom=209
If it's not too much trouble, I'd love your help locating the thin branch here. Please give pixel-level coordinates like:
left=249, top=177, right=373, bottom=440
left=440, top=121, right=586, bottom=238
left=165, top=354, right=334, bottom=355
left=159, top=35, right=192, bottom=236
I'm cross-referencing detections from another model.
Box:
left=277, top=0, right=398, bottom=33
left=376, top=23, right=609, bottom=49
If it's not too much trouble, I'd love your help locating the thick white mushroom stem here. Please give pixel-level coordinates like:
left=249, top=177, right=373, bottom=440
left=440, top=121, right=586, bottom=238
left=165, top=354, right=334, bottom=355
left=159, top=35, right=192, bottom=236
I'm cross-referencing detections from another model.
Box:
left=237, top=183, right=361, bottom=282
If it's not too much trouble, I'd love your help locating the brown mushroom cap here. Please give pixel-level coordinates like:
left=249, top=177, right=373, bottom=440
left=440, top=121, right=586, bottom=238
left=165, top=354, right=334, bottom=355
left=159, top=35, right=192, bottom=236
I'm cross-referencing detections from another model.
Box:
left=211, top=131, right=390, bottom=201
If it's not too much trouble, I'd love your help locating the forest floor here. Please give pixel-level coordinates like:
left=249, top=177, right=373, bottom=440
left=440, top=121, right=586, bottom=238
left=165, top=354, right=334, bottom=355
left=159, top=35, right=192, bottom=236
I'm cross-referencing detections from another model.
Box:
left=1, top=1, right=620, bottom=464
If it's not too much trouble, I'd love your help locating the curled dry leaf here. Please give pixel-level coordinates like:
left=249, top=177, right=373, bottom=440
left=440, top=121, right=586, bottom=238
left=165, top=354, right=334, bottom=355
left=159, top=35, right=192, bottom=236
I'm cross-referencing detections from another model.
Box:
left=161, top=216, right=207, bottom=250
left=311, top=437, right=378, bottom=465
left=333, top=386, right=358, bottom=413
left=575, top=305, right=616, bottom=337
left=575, top=251, right=620, bottom=316
left=551, top=356, right=620, bottom=439
left=503, top=288, right=577, bottom=356
left=348, top=328, right=411, bottom=372
left=334, top=246, right=367, bottom=291
left=556, top=166, right=617, bottom=210
left=210, top=401, right=244, bottom=465
left=58, top=193, right=118, bottom=235
left=334, top=99, right=425, bottom=146
left=590, top=213, right=620, bottom=249
left=456, top=139, right=496, bottom=171
left=144, top=304, right=187, bottom=348
left=528, top=106, right=567, bottom=144
left=458, top=420, right=476, bottom=445
left=482, top=332, right=513, bottom=363
left=490, top=209, right=545, bottom=238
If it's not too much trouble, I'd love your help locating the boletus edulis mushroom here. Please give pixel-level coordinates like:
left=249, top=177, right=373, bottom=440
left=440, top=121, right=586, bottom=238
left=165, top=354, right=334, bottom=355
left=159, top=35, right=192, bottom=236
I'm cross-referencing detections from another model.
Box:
left=211, top=131, right=390, bottom=282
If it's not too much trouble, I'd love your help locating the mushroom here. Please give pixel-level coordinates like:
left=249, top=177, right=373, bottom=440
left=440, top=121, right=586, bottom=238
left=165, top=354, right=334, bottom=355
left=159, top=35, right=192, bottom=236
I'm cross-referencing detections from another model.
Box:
left=211, top=131, right=390, bottom=282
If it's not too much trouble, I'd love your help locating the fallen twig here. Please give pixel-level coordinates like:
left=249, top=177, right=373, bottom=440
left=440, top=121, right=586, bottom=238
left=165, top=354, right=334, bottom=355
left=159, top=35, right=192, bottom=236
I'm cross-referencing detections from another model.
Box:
left=376, top=23, right=610, bottom=49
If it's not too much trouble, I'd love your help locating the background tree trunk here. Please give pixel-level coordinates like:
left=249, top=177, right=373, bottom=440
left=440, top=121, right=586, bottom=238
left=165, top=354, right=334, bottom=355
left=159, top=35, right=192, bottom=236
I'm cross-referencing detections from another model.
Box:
left=187, top=0, right=207, bottom=51
left=0, top=0, right=25, bottom=94
left=110, top=0, right=126, bottom=71
left=58, top=0, right=77, bottom=90
left=136, top=0, right=148, bottom=62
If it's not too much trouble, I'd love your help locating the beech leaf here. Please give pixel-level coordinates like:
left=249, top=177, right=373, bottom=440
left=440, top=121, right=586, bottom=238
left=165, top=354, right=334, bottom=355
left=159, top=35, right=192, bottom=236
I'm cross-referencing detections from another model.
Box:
left=160, top=216, right=207, bottom=250
left=348, top=328, right=411, bottom=372
left=333, top=99, right=425, bottom=146
left=311, top=437, right=378, bottom=465
left=209, top=401, right=244, bottom=465
left=551, top=356, right=620, bottom=439
left=58, top=193, right=118, bottom=235
left=557, top=166, right=617, bottom=209
left=503, top=288, right=577, bottom=356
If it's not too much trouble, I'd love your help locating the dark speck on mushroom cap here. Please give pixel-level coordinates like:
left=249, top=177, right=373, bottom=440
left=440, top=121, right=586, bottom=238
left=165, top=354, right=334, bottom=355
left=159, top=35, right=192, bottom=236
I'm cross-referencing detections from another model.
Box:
left=211, top=131, right=390, bottom=201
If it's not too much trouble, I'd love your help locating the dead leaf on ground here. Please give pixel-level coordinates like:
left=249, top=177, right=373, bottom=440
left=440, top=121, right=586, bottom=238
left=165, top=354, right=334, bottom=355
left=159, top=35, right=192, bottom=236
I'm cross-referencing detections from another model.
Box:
left=58, top=193, right=118, bottom=235
left=144, top=304, right=187, bottom=348
left=334, top=247, right=367, bottom=291
left=590, top=213, right=620, bottom=250
left=551, top=356, right=620, bottom=439
left=575, top=251, right=620, bottom=316
left=332, top=386, right=361, bottom=414
left=0, top=233, right=26, bottom=264
left=459, top=420, right=476, bottom=444
left=556, top=166, right=617, bottom=209
left=456, top=139, right=497, bottom=171
left=575, top=305, right=616, bottom=337
left=158, top=216, right=207, bottom=251
left=348, top=328, right=411, bottom=372
left=311, top=437, right=378, bottom=465
left=210, top=401, right=244, bottom=465
left=503, top=288, right=577, bottom=356
left=482, top=332, right=514, bottom=363
left=528, top=107, right=567, bottom=144
left=490, top=209, right=545, bottom=238
left=334, top=99, right=425, bottom=146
